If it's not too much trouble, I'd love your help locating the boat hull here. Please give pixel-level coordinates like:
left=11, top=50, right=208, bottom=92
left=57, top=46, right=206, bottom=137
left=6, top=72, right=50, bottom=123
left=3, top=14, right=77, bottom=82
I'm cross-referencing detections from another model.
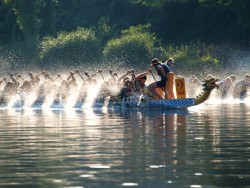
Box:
left=116, top=98, right=196, bottom=109
left=0, top=97, right=197, bottom=109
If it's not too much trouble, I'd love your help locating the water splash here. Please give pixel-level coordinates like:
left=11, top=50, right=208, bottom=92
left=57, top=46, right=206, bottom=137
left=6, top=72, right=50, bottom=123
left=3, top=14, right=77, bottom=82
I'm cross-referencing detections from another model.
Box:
left=0, top=69, right=249, bottom=110
left=83, top=83, right=101, bottom=109
left=63, top=87, right=81, bottom=109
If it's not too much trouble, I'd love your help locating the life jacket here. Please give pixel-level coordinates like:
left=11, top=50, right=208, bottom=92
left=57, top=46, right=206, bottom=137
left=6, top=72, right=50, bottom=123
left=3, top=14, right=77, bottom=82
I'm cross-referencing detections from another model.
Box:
left=155, top=64, right=171, bottom=78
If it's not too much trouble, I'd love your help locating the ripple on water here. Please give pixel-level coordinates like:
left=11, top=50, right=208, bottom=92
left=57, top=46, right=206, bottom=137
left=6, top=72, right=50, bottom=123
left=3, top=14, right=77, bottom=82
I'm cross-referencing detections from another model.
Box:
left=0, top=103, right=250, bottom=187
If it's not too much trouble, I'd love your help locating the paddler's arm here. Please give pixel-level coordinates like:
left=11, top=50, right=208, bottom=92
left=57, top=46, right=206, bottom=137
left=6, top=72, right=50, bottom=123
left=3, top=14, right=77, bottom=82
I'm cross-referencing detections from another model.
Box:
left=28, top=72, right=34, bottom=80
left=109, top=70, right=115, bottom=78
left=70, top=73, right=76, bottom=83
left=90, top=71, right=99, bottom=78
left=135, top=70, right=151, bottom=80
left=46, top=74, right=55, bottom=81
left=156, top=65, right=167, bottom=80
left=34, top=71, right=44, bottom=80
left=130, top=69, right=136, bottom=82
left=118, top=70, right=132, bottom=81
left=67, top=71, right=75, bottom=81
left=9, top=73, right=19, bottom=87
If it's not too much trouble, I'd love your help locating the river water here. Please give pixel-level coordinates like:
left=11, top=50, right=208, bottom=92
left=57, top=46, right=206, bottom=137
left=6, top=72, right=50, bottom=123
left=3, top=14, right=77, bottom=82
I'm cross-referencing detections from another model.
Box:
left=0, top=100, right=249, bottom=188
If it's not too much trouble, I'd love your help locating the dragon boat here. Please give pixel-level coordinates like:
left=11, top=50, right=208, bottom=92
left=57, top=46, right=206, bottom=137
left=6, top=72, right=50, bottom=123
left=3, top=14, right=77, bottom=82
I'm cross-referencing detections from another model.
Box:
left=0, top=76, right=219, bottom=109
left=114, top=76, right=219, bottom=109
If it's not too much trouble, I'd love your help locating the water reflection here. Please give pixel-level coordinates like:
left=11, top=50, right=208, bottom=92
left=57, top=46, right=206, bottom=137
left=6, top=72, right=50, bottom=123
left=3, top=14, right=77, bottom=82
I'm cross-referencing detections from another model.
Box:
left=110, top=108, right=189, bottom=187
left=0, top=104, right=249, bottom=187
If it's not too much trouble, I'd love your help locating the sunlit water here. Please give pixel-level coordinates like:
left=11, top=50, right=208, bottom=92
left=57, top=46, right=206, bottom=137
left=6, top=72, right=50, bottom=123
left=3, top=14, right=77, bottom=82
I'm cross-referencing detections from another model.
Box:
left=0, top=100, right=250, bottom=188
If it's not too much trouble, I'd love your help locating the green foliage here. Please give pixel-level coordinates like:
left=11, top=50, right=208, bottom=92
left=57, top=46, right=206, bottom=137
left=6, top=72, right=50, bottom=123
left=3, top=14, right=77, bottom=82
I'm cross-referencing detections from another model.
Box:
left=39, top=27, right=102, bottom=68
left=55, top=0, right=113, bottom=31
left=163, top=43, right=221, bottom=75
left=131, top=0, right=167, bottom=8
left=103, top=24, right=159, bottom=67
left=13, top=0, right=42, bottom=44
left=39, top=0, right=57, bottom=38
left=0, top=0, right=18, bottom=43
left=2, top=0, right=12, bottom=4
left=0, top=0, right=250, bottom=72
left=92, top=17, right=116, bottom=47
left=1, top=0, right=250, bottom=46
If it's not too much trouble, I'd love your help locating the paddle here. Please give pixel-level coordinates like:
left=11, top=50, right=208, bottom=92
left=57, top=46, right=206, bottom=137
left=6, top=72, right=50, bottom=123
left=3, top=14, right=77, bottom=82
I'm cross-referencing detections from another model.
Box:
left=3, top=77, right=7, bottom=83
left=98, top=69, right=106, bottom=82
left=57, top=74, right=63, bottom=80
left=17, top=74, right=25, bottom=81
left=109, top=70, right=115, bottom=78
left=149, top=70, right=157, bottom=81
left=75, top=69, right=86, bottom=82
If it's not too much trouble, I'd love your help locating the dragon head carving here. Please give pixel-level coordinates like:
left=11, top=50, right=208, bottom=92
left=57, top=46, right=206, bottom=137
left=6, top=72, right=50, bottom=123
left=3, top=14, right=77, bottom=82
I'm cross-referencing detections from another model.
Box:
left=202, top=77, right=220, bottom=91
left=194, top=76, right=219, bottom=105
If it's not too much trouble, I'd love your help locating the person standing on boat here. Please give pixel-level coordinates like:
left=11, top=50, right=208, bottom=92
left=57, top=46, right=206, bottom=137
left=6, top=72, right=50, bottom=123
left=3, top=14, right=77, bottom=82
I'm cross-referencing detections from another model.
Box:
left=147, top=58, right=174, bottom=100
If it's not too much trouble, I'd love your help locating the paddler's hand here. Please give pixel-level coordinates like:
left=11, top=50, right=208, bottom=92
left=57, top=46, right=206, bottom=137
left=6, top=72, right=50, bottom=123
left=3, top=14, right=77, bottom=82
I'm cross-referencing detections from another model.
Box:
left=84, top=72, right=90, bottom=77
left=109, top=70, right=113, bottom=75
left=126, top=70, right=131, bottom=74
left=98, top=69, right=102, bottom=73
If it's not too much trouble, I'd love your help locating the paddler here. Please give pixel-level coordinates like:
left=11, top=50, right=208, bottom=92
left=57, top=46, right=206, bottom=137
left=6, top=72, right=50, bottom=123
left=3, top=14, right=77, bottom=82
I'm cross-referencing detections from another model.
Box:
left=147, top=58, right=174, bottom=100
left=232, top=74, right=250, bottom=99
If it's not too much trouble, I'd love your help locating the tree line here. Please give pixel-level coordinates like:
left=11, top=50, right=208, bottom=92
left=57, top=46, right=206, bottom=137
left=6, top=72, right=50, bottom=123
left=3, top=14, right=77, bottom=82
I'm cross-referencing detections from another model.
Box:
left=1, top=0, right=249, bottom=45
left=0, top=0, right=249, bottom=73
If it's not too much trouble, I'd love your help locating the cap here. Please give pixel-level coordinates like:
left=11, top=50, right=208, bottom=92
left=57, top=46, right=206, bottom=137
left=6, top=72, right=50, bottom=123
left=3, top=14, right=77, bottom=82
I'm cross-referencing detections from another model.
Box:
left=122, top=76, right=130, bottom=83
left=150, top=58, right=161, bottom=67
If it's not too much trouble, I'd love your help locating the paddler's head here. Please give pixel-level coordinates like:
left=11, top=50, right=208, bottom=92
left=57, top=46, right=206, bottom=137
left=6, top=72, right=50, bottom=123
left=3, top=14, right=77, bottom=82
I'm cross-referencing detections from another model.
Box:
left=244, top=74, right=250, bottom=82
left=138, top=76, right=147, bottom=84
left=166, top=58, right=174, bottom=67
left=122, top=77, right=130, bottom=85
left=150, top=58, right=161, bottom=67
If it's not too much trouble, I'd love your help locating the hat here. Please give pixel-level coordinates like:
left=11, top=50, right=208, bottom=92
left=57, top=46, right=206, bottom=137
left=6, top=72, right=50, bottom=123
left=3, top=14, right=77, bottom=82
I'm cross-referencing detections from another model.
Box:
left=122, top=76, right=130, bottom=83
left=150, top=58, right=161, bottom=67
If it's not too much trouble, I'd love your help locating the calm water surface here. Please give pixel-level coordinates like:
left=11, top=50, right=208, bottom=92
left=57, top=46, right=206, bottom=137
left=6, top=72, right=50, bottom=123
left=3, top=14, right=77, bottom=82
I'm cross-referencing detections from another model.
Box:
left=0, top=102, right=250, bottom=188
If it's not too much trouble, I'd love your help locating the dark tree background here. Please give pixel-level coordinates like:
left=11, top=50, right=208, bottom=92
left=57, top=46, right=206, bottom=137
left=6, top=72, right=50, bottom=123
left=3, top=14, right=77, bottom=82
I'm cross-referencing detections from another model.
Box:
left=1, top=0, right=249, bottom=46
left=0, top=0, right=249, bottom=74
